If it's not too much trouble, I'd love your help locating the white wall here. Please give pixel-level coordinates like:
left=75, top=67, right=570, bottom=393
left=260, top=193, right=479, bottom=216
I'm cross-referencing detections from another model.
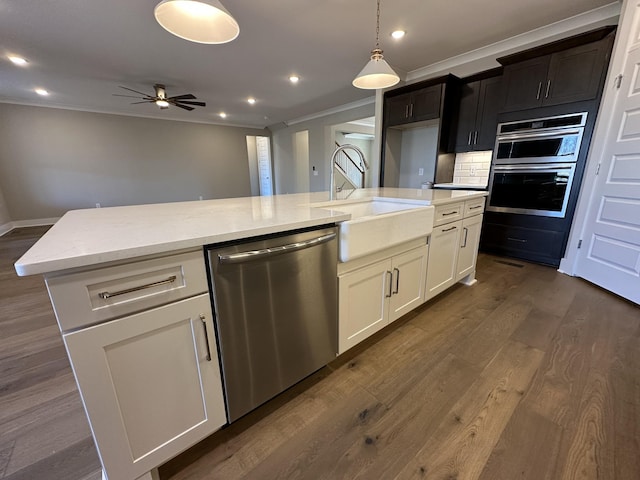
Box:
left=269, top=101, right=375, bottom=194
left=0, top=103, right=268, bottom=221
left=0, top=185, right=11, bottom=229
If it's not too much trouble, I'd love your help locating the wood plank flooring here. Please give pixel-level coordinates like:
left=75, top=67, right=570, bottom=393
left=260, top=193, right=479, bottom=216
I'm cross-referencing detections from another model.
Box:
left=1, top=227, right=639, bottom=480
left=0, top=227, right=101, bottom=480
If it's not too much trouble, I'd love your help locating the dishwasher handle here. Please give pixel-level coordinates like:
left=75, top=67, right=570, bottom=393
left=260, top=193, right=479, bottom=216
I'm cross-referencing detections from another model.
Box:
left=218, top=232, right=337, bottom=264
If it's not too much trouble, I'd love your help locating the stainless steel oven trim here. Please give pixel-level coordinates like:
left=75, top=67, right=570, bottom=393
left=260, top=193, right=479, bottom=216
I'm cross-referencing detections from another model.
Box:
left=487, top=162, right=577, bottom=218
left=494, top=129, right=585, bottom=165
left=496, top=111, right=588, bottom=135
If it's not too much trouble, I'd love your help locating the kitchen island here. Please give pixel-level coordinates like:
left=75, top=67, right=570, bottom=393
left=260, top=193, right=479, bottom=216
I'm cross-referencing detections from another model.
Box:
left=14, top=187, right=487, bottom=480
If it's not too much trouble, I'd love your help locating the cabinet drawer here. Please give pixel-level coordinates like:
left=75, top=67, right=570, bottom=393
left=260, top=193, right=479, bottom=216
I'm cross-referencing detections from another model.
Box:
left=433, top=202, right=464, bottom=226
left=480, top=223, right=567, bottom=266
left=464, top=197, right=486, bottom=217
left=46, top=250, right=208, bottom=331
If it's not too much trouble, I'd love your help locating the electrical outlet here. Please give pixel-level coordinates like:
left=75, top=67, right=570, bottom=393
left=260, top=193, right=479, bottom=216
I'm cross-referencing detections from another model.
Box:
left=199, top=195, right=203, bottom=201
left=470, top=167, right=476, bottom=176
left=418, top=168, right=424, bottom=176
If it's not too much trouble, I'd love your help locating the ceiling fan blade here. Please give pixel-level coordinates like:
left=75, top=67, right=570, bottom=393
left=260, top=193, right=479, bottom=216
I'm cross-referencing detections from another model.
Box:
left=168, top=94, right=196, bottom=101
left=130, top=100, right=154, bottom=104
left=175, top=100, right=206, bottom=107
left=112, top=94, right=145, bottom=98
left=119, top=86, right=153, bottom=97
left=174, top=103, right=195, bottom=111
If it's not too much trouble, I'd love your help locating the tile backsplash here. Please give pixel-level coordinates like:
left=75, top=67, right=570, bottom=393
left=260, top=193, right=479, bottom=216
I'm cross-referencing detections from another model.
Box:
left=453, top=151, right=492, bottom=185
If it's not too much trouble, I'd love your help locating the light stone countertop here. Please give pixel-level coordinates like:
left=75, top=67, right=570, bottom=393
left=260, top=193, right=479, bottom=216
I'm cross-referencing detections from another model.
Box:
left=14, top=188, right=487, bottom=276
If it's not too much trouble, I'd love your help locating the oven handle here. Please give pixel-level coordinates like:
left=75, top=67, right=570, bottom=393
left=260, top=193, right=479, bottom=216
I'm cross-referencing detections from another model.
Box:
left=497, top=128, right=583, bottom=142
left=493, top=163, right=575, bottom=172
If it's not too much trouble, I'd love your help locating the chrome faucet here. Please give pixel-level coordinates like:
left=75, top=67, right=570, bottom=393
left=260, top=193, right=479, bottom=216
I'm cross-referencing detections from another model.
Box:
left=329, top=144, right=369, bottom=200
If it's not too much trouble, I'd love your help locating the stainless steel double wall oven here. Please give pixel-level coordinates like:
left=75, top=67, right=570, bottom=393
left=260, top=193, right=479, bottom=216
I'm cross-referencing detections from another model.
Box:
left=487, top=112, right=588, bottom=218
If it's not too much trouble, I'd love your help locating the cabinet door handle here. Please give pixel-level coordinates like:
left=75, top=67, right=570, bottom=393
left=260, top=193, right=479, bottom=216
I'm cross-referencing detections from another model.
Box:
left=442, top=225, right=457, bottom=232
left=473, top=131, right=478, bottom=145
left=409, top=103, right=414, bottom=118
left=392, top=267, right=400, bottom=295
left=507, top=237, right=527, bottom=243
left=98, top=275, right=177, bottom=299
left=442, top=211, right=459, bottom=216
left=545, top=79, right=551, bottom=98
left=468, top=131, right=472, bottom=145
left=536, top=81, right=542, bottom=100
left=461, top=227, right=468, bottom=248
left=199, top=314, right=212, bottom=362
left=385, top=271, right=393, bottom=298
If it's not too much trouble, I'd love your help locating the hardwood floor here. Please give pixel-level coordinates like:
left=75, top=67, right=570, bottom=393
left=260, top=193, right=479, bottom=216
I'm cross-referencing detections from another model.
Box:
left=0, top=227, right=101, bottom=480
left=1, top=228, right=638, bottom=480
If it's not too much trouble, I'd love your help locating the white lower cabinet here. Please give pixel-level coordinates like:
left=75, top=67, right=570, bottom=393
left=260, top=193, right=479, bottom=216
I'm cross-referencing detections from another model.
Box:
left=456, top=214, right=483, bottom=281
left=425, top=220, right=463, bottom=300
left=425, top=198, right=485, bottom=301
left=63, top=293, right=226, bottom=480
left=338, top=245, right=428, bottom=353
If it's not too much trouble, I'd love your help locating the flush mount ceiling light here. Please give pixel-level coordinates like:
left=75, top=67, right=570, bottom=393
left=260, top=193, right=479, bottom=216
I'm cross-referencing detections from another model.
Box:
left=9, top=55, right=28, bottom=66
left=154, top=0, right=239, bottom=44
left=353, top=0, right=400, bottom=90
left=35, top=88, right=49, bottom=96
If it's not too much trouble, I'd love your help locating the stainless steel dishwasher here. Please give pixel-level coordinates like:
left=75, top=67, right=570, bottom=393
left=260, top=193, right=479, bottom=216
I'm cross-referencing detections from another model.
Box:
left=206, top=225, right=338, bottom=422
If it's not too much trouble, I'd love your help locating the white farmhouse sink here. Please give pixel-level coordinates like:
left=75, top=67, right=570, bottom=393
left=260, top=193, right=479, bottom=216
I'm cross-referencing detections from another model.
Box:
left=312, top=198, right=435, bottom=262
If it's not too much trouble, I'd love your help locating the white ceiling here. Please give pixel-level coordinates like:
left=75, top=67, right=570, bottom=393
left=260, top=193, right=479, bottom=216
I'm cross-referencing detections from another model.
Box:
left=0, top=1, right=620, bottom=128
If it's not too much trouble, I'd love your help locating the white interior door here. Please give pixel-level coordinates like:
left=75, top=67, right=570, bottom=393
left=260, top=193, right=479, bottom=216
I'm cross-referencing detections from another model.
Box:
left=575, top=0, right=640, bottom=304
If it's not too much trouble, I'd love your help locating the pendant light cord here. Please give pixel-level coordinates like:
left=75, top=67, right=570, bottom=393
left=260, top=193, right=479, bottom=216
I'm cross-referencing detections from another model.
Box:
left=375, top=0, right=381, bottom=49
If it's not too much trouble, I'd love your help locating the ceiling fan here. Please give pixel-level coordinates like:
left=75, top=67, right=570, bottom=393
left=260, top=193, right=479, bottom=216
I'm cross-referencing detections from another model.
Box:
left=113, top=84, right=206, bottom=111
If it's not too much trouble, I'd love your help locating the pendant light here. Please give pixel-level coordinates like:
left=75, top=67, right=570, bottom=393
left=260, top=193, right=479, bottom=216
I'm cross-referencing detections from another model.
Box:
left=154, top=0, right=239, bottom=44
left=353, top=0, right=400, bottom=89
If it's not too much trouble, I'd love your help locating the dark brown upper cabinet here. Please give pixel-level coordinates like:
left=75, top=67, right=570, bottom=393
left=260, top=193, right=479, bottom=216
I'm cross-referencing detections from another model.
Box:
left=499, top=27, right=615, bottom=113
left=454, top=74, right=503, bottom=152
left=384, top=84, right=442, bottom=127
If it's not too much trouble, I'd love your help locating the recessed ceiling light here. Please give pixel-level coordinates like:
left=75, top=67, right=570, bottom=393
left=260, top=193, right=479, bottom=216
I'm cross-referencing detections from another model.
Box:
left=289, top=75, right=300, bottom=84
left=35, top=88, right=49, bottom=96
left=391, top=30, right=406, bottom=39
left=247, top=97, right=256, bottom=104
left=9, top=56, right=28, bottom=66
left=219, top=112, right=227, bottom=118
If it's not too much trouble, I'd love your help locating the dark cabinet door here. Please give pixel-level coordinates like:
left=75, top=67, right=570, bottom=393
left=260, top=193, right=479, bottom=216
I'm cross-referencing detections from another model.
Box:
left=543, top=41, right=610, bottom=106
left=385, top=85, right=442, bottom=127
left=474, top=76, right=503, bottom=150
left=411, top=84, right=442, bottom=122
left=501, top=55, right=550, bottom=112
left=385, top=93, right=412, bottom=127
left=454, top=81, right=480, bottom=152
left=454, top=76, right=502, bottom=152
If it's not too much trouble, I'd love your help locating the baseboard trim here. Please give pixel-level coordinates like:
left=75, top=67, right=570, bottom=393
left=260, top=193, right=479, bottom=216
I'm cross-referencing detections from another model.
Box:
left=0, top=217, right=59, bottom=237
left=0, top=222, right=12, bottom=237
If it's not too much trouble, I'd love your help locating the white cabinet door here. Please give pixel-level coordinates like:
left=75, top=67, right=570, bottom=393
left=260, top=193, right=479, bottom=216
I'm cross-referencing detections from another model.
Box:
left=456, top=214, right=483, bottom=282
left=338, top=259, right=391, bottom=354
left=425, top=220, right=463, bottom=300
left=63, top=294, right=226, bottom=480
left=389, top=245, right=428, bottom=322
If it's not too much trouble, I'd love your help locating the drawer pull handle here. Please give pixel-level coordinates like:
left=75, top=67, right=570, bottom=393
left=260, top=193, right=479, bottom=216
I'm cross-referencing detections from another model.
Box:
left=98, top=275, right=177, bottom=299
left=507, top=237, right=527, bottom=243
left=469, top=205, right=483, bottom=210
left=442, top=226, right=457, bottom=232
left=442, top=211, right=459, bottom=216
left=393, top=267, right=400, bottom=295
left=199, top=314, right=212, bottom=362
